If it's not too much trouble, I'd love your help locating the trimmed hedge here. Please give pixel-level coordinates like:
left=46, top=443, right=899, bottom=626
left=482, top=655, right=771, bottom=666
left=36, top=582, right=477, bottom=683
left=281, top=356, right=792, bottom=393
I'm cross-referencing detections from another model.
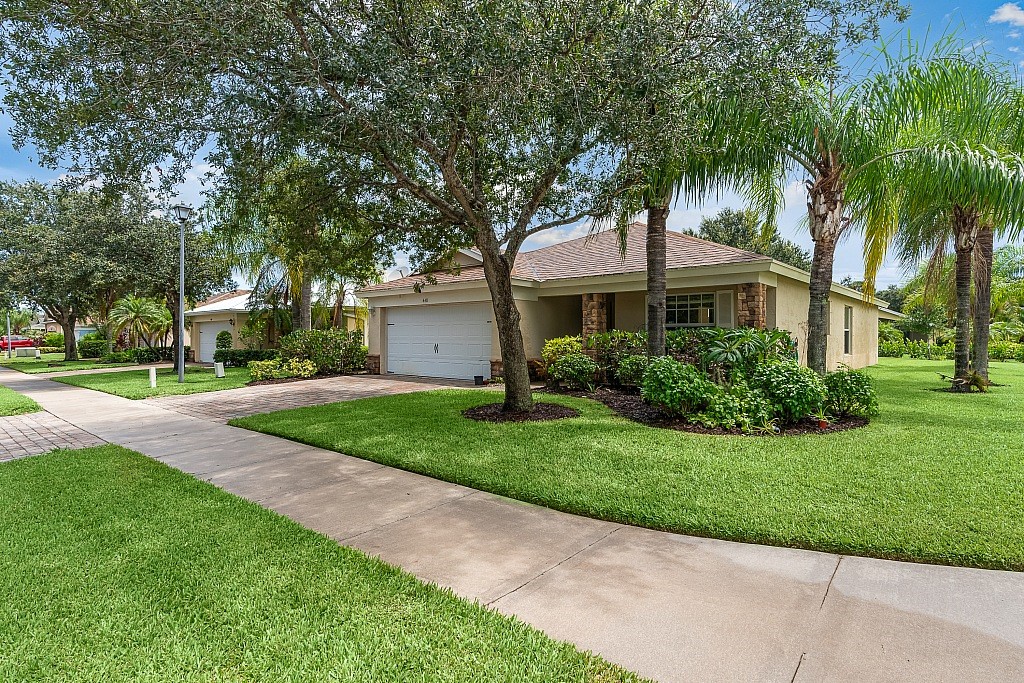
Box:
left=214, top=348, right=279, bottom=367
left=77, top=339, right=107, bottom=359
left=279, top=329, right=367, bottom=375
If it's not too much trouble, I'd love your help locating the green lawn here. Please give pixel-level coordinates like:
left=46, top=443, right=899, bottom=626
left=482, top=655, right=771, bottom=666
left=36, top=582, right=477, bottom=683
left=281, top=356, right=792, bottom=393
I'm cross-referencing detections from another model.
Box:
left=0, top=352, right=137, bottom=374
left=0, top=385, right=40, bottom=416
left=233, top=358, right=1024, bottom=571
left=53, top=366, right=251, bottom=399
left=0, top=446, right=637, bottom=682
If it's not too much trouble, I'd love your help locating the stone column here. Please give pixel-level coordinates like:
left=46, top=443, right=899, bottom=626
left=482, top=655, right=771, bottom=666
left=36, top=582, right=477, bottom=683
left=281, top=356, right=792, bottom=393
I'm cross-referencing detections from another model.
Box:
left=582, top=293, right=609, bottom=339
left=736, top=283, right=767, bottom=329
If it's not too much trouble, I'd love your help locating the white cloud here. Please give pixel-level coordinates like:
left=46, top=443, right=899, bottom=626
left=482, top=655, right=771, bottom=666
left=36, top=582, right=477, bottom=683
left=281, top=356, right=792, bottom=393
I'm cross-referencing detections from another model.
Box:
left=990, top=3, right=1024, bottom=27
left=1010, top=30, right=1022, bottom=38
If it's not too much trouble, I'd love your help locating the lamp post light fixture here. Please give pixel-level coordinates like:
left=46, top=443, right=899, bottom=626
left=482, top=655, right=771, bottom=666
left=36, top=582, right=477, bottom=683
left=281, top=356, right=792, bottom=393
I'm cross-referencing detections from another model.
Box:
left=170, top=203, right=193, bottom=384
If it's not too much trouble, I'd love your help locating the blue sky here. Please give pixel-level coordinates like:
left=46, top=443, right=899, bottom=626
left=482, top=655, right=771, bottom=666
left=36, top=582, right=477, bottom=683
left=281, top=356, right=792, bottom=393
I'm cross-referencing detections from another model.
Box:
left=2, top=2, right=1023, bottom=286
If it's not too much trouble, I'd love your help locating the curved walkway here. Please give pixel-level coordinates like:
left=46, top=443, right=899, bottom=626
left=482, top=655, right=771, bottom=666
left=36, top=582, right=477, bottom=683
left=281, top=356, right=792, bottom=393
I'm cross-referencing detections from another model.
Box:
left=1, top=367, right=1021, bottom=681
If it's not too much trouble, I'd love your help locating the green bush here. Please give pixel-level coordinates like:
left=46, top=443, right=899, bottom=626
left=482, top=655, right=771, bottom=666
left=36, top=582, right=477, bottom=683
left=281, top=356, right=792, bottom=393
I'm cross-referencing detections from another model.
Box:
left=584, top=330, right=646, bottom=381
left=1017, top=344, right=1024, bottom=363
left=548, top=352, right=599, bottom=391
left=878, top=339, right=905, bottom=358
left=77, top=338, right=108, bottom=358
left=615, top=354, right=650, bottom=388
left=248, top=357, right=317, bottom=382
left=36, top=346, right=62, bottom=354
left=214, top=348, right=279, bottom=367
left=990, top=340, right=1022, bottom=362
left=824, top=366, right=880, bottom=418
left=641, top=356, right=720, bottom=416
left=215, top=330, right=233, bottom=350
left=878, top=322, right=903, bottom=345
left=750, top=360, right=826, bottom=424
left=541, top=335, right=583, bottom=366
left=43, top=332, right=64, bottom=348
left=279, top=329, right=367, bottom=374
left=100, top=351, right=135, bottom=364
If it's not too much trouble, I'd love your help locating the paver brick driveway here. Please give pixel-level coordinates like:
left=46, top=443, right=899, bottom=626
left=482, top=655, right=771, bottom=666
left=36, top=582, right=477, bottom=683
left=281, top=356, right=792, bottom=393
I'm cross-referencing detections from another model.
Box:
left=0, top=412, right=106, bottom=460
left=147, top=374, right=467, bottom=423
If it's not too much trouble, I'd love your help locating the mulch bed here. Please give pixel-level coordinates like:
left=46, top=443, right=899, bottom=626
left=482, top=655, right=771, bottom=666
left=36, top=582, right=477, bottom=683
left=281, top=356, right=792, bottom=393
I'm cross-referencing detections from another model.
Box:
left=463, top=402, right=580, bottom=423
left=246, top=371, right=368, bottom=387
left=543, top=386, right=868, bottom=436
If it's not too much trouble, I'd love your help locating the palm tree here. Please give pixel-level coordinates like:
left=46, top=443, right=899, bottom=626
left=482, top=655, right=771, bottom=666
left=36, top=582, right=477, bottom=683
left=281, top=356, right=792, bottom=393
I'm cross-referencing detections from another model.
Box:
left=863, top=55, right=1024, bottom=382
left=109, top=295, right=166, bottom=349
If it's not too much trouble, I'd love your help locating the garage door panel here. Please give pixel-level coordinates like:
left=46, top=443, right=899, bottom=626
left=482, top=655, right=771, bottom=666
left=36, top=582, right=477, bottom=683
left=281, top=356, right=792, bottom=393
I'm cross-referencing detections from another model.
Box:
left=197, top=321, right=233, bottom=363
left=386, top=303, right=492, bottom=380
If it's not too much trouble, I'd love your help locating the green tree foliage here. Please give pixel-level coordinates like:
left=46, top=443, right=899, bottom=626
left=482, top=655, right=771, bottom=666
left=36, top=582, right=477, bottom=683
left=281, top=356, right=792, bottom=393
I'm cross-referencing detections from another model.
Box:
left=110, top=296, right=169, bottom=349
left=688, top=209, right=812, bottom=271
left=0, top=0, right=908, bottom=411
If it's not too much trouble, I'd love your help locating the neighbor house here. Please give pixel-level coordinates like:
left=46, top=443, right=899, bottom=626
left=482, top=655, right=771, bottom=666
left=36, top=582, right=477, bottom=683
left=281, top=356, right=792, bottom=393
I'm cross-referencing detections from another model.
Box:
left=186, top=289, right=367, bottom=363
left=357, top=223, right=889, bottom=381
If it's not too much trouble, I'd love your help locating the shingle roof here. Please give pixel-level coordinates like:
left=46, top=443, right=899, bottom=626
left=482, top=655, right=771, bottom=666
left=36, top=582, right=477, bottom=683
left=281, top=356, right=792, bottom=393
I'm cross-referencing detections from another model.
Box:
left=187, top=290, right=253, bottom=314
left=359, top=222, right=770, bottom=294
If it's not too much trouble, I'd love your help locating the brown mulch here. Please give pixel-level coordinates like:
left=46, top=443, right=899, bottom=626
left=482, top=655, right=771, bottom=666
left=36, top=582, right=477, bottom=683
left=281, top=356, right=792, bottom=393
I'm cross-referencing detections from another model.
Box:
left=463, top=402, right=580, bottom=423
left=543, top=386, right=868, bottom=436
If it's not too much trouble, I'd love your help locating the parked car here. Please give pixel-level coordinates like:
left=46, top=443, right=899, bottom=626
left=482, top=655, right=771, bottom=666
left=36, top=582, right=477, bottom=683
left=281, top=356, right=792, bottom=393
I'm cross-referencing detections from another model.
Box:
left=0, top=335, right=37, bottom=351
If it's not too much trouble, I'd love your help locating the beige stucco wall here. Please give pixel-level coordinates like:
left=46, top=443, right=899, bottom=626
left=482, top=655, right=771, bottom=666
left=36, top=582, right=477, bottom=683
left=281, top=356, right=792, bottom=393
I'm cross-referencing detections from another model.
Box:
left=519, top=295, right=582, bottom=358
left=771, top=278, right=878, bottom=370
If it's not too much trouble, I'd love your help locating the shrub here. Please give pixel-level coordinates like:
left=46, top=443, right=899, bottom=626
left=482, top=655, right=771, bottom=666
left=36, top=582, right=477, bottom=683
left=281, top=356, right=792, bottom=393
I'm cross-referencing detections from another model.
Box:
left=615, top=354, right=650, bottom=388
left=878, top=339, right=905, bottom=358
left=989, top=340, right=1022, bottom=362
left=693, top=380, right=776, bottom=432
left=215, top=330, right=233, bottom=350
left=43, top=332, right=65, bottom=347
left=548, top=352, right=599, bottom=391
left=131, top=347, right=161, bottom=364
left=878, top=322, right=903, bottom=345
left=1017, top=344, right=1024, bottom=363
left=541, top=335, right=583, bottom=366
left=77, top=338, right=108, bottom=358
left=214, top=348, right=279, bottom=367
left=248, top=357, right=317, bottom=382
left=641, top=356, right=720, bottom=416
left=37, top=346, right=63, bottom=354
left=238, top=318, right=267, bottom=350
left=584, top=330, right=646, bottom=381
left=100, top=351, right=135, bottom=364
left=750, top=360, right=826, bottom=424
left=279, top=329, right=367, bottom=374
left=824, top=366, right=880, bottom=418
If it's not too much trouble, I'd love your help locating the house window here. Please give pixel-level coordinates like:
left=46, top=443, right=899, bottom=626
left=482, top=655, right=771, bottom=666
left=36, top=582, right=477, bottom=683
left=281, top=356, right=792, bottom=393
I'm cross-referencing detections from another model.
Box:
left=844, top=306, right=853, bottom=354
left=666, top=293, right=716, bottom=328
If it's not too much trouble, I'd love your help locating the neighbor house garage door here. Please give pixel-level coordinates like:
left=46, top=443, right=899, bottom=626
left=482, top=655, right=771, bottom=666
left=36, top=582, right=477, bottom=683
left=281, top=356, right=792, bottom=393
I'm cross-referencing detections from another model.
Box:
left=386, top=303, right=492, bottom=380
left=197, top=321, right=232, bottom=363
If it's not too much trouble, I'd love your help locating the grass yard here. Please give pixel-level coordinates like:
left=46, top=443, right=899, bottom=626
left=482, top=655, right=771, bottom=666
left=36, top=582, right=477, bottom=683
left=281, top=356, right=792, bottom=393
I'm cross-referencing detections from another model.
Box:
left=53, top=366, right=251, bottom=399
left=233, top=358, right=1024, bottom=571
left=0, top=385, right=40, bottom=416
left=0, top=352, right=136, bottom=374
left=0, top=445, right=639, bottom=682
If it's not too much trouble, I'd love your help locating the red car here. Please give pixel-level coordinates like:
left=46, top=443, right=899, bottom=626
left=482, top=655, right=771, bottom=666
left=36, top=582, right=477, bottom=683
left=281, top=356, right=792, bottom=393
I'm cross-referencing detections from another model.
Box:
left=0, top=335, right=37, bottom=351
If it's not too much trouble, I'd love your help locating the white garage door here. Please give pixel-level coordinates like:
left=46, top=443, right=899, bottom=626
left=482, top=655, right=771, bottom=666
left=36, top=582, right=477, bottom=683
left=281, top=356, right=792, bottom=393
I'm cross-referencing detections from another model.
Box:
left=386, top=303, right=492, bottom=380
left=198, top=321, right=233, bottom=363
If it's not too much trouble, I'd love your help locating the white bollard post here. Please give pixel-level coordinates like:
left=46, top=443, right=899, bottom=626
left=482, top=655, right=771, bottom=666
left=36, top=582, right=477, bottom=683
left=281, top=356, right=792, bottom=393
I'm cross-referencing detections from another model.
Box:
left=214, top=361, right=225, bottom=379
left=35, top=349, right=41, bottom=359
left=149, top=366, right=158, bottom=389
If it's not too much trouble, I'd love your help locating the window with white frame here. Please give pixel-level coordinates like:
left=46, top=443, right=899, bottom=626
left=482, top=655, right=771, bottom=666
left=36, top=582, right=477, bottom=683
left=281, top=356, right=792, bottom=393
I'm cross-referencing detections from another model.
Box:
left=666, top=293, right=716, bottom=328
left=844, top=305, right=853, bottom=354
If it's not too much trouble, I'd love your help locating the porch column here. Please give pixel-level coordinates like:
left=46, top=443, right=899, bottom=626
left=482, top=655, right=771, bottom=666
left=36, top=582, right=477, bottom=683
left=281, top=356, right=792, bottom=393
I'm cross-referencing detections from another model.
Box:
left=736, top=283, right=767, bottom=329
left=582, top=293, right=609, bottom=341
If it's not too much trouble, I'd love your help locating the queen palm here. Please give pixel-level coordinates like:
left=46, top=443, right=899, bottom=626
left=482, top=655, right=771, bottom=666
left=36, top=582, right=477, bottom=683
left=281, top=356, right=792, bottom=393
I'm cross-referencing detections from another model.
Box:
left=109, top=295, right=166, bottom=349
left=863, top=55, right=1024, bottom=381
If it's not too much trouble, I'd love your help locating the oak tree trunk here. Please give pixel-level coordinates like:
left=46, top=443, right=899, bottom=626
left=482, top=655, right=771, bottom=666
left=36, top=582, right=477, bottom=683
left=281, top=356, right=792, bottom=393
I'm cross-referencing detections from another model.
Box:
left=477, top=234, right=532, bottom=412
left=805, top=182, right=845, bottom=375
left=646, top=204, right=669, bottom=357
left=952, top=207, right=979, bottom=382
left=60, top=317, right=78, bottom=361
left=972, top=224, right=993, bottom=380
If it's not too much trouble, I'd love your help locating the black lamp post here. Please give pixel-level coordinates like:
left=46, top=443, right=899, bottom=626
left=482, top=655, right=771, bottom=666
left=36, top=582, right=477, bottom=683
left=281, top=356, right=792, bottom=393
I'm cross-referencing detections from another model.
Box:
left=170, top=203, right=193, bottom=383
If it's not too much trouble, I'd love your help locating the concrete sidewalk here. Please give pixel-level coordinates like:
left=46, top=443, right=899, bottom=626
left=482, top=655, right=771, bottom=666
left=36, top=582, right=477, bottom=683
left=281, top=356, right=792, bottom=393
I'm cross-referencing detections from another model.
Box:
left=2, top=368, right=1022, bottom=682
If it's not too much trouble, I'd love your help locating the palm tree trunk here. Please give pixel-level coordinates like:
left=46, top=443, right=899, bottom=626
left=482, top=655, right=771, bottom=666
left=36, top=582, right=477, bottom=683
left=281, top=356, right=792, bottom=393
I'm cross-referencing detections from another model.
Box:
left=477, top=231, right=532, bottom=412
left=300, top=276, right=313, bottom=331
left=972, top=224, right=993, bottom=380
left=952, top=206, right=979, bottom=382
left=646, top=203, right=669, bottom=357
left=805, top=181, right=845, bottom=375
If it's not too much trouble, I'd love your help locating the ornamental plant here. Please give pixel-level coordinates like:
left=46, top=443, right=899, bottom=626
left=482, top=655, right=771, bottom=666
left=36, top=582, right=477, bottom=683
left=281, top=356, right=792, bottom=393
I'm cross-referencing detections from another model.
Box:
left=279, top=329, right=368, bottom=374
left=248, top=357, right=317, bottom=382
left=750, top=360, right=826, bottom=423
left=641, top=357, right=720, bottom=416
left=823, top=366, right=880, bottom=417
left=549, top=353, right=599, bottom=392
left=541, top=335, right=583, bottom=367
left=215, top=330, right=233, bottom=350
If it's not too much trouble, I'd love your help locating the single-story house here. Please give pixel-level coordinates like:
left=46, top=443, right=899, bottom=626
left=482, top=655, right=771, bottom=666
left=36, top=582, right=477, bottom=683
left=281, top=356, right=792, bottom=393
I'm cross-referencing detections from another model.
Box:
left=356, top=223, right=890, bottom=381
left=185, top=289, right=366, bottom=363
left=31, top=318, right=98, bottom=341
